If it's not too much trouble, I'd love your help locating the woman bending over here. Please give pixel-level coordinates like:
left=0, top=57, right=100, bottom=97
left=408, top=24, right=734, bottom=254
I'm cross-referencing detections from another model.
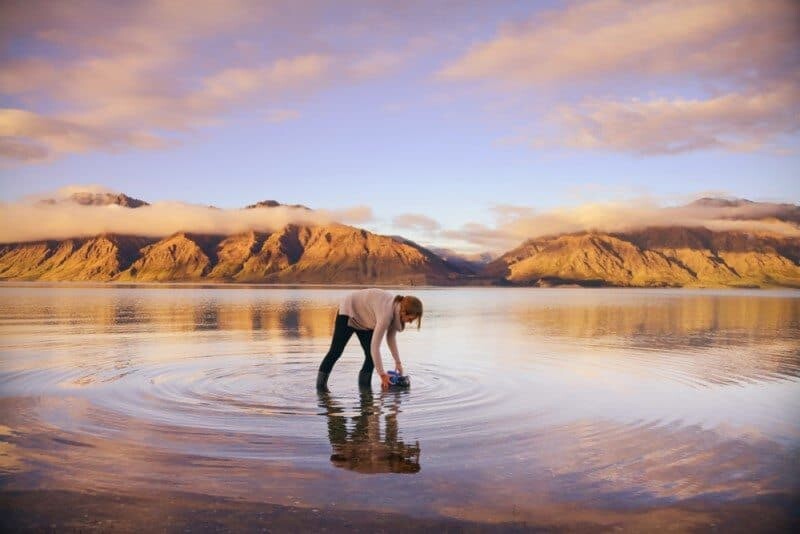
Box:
left=317, top=288, right=422, bottom=391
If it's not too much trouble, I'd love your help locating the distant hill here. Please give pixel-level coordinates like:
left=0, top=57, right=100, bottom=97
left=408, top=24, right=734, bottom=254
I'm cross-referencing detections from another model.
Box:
left=427, top=247, right=496, bottom=275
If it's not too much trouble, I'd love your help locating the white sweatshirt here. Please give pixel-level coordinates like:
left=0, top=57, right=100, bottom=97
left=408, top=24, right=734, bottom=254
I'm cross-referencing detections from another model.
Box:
left=339, top=288, right=404, bottom=375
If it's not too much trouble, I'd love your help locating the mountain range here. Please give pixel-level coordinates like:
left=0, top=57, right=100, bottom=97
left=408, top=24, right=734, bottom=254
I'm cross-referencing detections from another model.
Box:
left=1, top=192, right=798, bottom=288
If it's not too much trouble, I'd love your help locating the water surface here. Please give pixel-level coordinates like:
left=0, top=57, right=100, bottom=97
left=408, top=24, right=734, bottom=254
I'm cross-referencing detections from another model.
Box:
left=1, top=285, right=799, bottom=529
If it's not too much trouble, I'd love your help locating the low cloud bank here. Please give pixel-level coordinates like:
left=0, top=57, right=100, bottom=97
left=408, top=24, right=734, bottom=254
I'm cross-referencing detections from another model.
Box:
left=0, top=191, right=373, bottom=243
left=426, top=198, right=800, bottom=252
left=2, top=189, right=796, bottom=252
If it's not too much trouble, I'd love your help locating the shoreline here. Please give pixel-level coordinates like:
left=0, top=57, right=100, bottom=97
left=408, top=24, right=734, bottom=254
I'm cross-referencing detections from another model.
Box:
left=2, top=489, right=798, bottom=533
left=1, top=280, right=798, bottom=291
left=0, top=490, right=533, bottom=533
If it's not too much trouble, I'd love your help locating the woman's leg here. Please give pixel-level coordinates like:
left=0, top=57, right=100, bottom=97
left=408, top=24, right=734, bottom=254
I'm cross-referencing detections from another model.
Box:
left=355, top=329, right=374, bottom=387
left=319, top=314, right=355, bottom=374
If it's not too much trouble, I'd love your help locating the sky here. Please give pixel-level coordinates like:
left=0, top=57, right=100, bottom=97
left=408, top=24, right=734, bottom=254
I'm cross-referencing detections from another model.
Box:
left=0, top=0, right=798, bottom=253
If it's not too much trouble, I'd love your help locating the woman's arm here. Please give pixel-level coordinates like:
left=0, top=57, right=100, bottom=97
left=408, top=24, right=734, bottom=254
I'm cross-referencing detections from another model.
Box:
left=386, top=328, right=403, bottom=374
left=370, top=317, right=390, bottom=377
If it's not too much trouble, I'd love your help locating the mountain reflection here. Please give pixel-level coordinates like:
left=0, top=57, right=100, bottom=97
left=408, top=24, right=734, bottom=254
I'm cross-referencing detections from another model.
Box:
left=0, top=288, right=338, bottom=338
left=318, top=390, right=421, bottom=474
left=512, top=294, right=800, bottom=346
left=6, top=287, right=797, bottom=348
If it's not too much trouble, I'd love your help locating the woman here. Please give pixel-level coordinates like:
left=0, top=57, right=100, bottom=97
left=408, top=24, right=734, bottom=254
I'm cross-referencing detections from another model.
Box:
left=317, top=288, right=423, bottom=391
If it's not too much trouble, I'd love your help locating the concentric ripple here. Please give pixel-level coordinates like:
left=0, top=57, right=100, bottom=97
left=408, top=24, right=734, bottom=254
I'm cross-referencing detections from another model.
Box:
left=1, top=285, right=799, bottom=510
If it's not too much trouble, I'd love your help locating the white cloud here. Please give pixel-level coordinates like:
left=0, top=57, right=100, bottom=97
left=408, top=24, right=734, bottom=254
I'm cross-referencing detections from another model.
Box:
left=556, top=84, right=800, bottom=154
left=442, top=198, right=800, bottom=252
left=0, top=188, right=372, bottom=243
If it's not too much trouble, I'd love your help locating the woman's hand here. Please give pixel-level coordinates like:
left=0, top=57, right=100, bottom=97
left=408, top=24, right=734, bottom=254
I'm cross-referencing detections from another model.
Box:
left=379, top=372, right=391, bottom=390
left=396, top=364, right=404, bottom=376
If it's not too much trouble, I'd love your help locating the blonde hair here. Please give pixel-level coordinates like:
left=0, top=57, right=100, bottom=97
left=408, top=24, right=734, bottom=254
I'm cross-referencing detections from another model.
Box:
left=394, top=295, right=423, bottom=329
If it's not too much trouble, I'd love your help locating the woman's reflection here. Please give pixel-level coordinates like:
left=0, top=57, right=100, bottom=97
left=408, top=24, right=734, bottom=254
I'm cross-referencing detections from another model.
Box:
left=318, top=389, right=420, bottom=474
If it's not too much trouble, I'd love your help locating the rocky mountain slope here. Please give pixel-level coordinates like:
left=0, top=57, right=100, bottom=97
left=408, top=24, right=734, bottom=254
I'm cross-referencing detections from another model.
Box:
left=1, top=193, right=798, bottom=287
left=486, top=227, right=800, bottom=288
left=0, top=235, right=152, bottom=281
left=0, top=225, right=465, bottom=284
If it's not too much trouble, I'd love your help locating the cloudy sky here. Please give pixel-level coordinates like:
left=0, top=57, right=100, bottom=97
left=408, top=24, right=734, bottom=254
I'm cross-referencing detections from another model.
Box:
left=1, top=0, right=798, bottom=252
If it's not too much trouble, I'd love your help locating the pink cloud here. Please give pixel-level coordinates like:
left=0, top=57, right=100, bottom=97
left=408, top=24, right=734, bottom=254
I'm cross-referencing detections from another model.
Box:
left=0, top=109, right=170, bottom=161
left=392, top=213, right=442, bottom=232
left=199, top=55, right=333, bottom=102
left=557, top=83, right=800, bottom=154
left=0, top=51, right=334, bottom=161
left=264, top=109, right=301, bottom=123
left=439, top=0, right=797, bottom=86
left=0, top=1, right=416, bottom=162
left=438, top=0, right=800, bottom=155
left=441, top=222, right=520, bottom=251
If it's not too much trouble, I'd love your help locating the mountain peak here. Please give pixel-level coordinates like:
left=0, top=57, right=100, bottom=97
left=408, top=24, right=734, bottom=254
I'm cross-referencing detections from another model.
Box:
left=689, top=197, right=755, bottom=208
left=40, top=191, right=149, bottom=208
left=245, top=200, right=311, bottom=211
left=687, top=197, right=799, bottom=224
left=72, top=192, right=149, bottom=208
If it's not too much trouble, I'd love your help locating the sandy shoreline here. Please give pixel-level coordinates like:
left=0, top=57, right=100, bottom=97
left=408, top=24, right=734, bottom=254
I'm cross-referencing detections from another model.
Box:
left=2, top=489, right=798, bottom=533
left=0, top=490, right=534, bottom=533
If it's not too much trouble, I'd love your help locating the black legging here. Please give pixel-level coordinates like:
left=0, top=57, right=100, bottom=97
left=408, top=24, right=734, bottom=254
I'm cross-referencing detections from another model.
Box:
left=319, top=314, right=375, bottom=376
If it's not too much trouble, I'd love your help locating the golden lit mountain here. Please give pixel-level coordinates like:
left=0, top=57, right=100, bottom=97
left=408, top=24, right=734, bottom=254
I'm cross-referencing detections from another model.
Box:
left=0, top=235, right=154, bottom=281
left=1, top=225, right=464, bottom=284
left=1, top=194, right=798, bottom=287
left=486, top=227, right=800, bottom=288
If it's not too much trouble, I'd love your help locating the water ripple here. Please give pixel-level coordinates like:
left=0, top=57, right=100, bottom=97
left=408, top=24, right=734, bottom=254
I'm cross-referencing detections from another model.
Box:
left=1, top=286, right=798, bottom=511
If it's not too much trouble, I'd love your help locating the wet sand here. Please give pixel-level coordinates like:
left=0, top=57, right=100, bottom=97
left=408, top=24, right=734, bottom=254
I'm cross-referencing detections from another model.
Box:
left=2, top=490, right=797, bottom=533
left=0, top=490, right=533, bottom=533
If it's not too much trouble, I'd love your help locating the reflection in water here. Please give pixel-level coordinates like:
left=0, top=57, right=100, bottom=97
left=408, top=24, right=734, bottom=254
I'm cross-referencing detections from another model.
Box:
left=511, top=293, right=800, bottom=346
left=319, top=389, right=420, bottom=474
left=0, top=286, right=338, bottom=339
left=501, top=292, right=800, bottom=387
left=0, top=286, right=798, bottom=529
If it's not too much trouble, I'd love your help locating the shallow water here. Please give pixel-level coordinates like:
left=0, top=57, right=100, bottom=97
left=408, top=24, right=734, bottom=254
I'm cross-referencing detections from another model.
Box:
left=1, top=285, right=799, bottom=527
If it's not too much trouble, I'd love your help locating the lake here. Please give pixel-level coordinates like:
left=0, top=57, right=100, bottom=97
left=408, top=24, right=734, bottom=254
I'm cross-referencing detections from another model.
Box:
left=1, top=285, right=799, bottom=531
